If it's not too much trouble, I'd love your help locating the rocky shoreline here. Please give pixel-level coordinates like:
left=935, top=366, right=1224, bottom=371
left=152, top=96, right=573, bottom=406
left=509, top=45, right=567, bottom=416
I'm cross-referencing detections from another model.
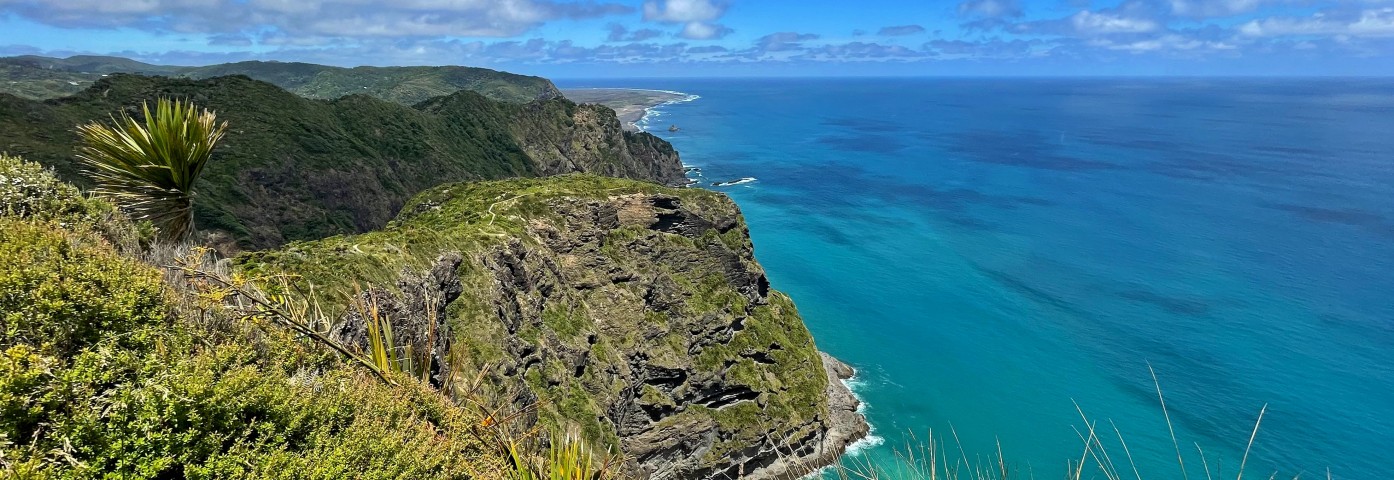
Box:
left=741, top=353, right=870, bottom=479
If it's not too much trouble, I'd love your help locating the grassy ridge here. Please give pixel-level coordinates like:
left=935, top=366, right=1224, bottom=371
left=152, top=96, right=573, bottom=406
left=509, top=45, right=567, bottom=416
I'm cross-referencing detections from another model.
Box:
left=0, top=55, right=560, bottom=104
left=234, top=175, right=833, bottom=476
left=1, top=74, right=679, bottom=249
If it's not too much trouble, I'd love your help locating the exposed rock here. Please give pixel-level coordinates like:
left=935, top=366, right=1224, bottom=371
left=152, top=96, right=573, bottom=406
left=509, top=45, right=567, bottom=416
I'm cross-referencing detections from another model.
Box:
left=509, top=100, right=687, bottom=187
left=330, top=252, right=464, bottom=388
left=243, top=176, right=868, bottom=479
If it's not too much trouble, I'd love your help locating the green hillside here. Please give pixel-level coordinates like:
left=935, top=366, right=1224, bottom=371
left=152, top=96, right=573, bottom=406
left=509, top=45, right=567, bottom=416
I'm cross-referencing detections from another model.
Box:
left=0, top=74, right=682, bottom=250
left=0, top=55, right=561, bottom=104
left=184, top=62, right=562, bottom=104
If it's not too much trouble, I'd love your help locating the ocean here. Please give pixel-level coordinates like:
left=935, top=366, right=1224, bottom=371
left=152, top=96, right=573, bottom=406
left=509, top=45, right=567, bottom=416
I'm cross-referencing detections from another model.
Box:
left=555, top=78, right=1394, bottom=479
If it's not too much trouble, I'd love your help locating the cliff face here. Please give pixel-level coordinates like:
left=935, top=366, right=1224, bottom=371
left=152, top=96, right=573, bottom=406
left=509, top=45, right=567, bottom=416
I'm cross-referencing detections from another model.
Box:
left=236, top=175, right=869, bottom=478
left=503, top=100, right=686, bottom=185
left=0, top=75, right=682, bottom=250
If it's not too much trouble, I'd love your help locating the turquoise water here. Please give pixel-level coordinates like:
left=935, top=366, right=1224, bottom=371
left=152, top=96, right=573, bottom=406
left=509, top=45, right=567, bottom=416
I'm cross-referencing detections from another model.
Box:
left=558, top=78, right=1394, bottom=479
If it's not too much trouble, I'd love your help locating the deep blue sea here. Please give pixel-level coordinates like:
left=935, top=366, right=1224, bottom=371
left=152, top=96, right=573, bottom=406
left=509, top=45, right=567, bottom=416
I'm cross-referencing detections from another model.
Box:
left=556, top=78, right=1394, bottom=479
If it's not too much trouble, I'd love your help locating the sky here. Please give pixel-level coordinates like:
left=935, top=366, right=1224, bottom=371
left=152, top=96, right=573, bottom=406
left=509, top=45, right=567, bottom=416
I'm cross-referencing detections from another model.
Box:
left=1, top=0, right=1392, bottom=77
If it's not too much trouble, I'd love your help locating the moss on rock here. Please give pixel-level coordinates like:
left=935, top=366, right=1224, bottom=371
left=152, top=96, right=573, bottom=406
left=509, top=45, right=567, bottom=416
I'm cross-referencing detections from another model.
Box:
left=234, top=174, right=848, bottom=478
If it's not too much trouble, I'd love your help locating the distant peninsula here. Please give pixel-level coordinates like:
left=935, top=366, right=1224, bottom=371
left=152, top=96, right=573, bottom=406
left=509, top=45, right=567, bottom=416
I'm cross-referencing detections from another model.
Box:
left=563, top=88, right=692, bottom=131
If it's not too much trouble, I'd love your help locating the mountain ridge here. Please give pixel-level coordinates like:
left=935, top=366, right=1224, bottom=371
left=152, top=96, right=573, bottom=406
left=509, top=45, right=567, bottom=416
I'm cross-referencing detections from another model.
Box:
left=0, top=55, right=561, bottom=104
left=0, top=74, right=682, bottom=250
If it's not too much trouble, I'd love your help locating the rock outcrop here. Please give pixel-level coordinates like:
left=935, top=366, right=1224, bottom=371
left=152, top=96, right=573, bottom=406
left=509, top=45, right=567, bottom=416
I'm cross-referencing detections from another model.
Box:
left=506, top=99, right=687, bottom=186
left=236, top=175, right=869, bottom=478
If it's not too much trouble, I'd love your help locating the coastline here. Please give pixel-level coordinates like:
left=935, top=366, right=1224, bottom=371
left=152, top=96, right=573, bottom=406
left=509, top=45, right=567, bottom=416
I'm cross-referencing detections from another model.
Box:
left=621, top=88, right=874, bottom=477
left=561, top=87, right=699, bottom=131
left=746, top=352, right=872, bottom=479
left=563, top=86, right=875, bottom=477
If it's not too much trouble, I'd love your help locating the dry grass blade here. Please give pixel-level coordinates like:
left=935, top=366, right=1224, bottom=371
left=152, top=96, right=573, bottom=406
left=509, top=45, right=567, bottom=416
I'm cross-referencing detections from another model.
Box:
left=1150, top=363, right=1189, bottom=480
left=171, top=264, right=396, bottom=385
left=1237, top=404, right=1268, bottom=480
left=1110, top=419, right=1143, bottom=480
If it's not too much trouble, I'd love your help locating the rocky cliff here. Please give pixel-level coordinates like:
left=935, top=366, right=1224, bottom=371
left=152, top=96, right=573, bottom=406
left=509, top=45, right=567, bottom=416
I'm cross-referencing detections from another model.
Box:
left=0, top=75, right=684, bottom=250
left=235, top=175, right=869, bottom=478
left=417, top=92, right=686, bottom=188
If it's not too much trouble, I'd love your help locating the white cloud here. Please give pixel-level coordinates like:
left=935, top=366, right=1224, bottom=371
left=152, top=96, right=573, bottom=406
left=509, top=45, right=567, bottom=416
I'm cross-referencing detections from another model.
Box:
left=679, top=21, right=733, bottom=39
left=641, top=0, right=731, bottom=40
left=755, top=32, right=820, bottom=52
left=642, top=0, right=725, bottom=23
left=1092, top=33, right=1237, bottom=52
left=0, top=0, right=632, bottom=38
left=1240, top=8, right=1394, bottom=37
left=1169, top=0, right=1267, bottom=18
left=957, top=0, right=1023, bottom=18
left=1070, top=10, right=1162, bottom=34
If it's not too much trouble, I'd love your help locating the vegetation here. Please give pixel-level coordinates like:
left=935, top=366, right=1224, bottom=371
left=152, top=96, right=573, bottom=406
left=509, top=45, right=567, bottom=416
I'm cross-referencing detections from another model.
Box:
left=1, top=74, right=678, bottom=249
left=232, top=174, right=833, bottom=475
left=0, top=154, right=620, bottom=479
left=182, top=62, right=562, bottom=105
left=0, top=153, right=143, bottom=249
left=76, top=98, right=227, bottom=242
left=0, top=55, right=559, bottom=104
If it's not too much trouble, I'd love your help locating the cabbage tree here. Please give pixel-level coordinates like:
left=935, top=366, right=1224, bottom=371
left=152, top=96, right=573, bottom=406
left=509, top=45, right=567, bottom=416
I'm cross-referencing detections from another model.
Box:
left=76, top=98, right=227, bottom=242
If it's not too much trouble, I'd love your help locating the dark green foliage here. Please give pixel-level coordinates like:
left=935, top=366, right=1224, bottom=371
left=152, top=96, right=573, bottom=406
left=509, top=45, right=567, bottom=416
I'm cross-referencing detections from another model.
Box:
left=0, top=55, right=560, bottom=104
left=183, top=62, right=562, bottom=105
left=0, top=56, right=179, bottom=99
left=0, top=75, right=546, bottom=248
left=1, top=55, right=180, bottom=75
left=2, top=74, right=681, bottom=250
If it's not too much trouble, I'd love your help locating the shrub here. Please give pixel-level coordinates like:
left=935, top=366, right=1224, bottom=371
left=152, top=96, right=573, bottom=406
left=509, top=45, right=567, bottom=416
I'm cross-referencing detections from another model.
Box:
left=0, top=219, right=168, bottom=357
left=0, top=153, right=141, bottom=249
left=0, top=220, right=502, bottom=478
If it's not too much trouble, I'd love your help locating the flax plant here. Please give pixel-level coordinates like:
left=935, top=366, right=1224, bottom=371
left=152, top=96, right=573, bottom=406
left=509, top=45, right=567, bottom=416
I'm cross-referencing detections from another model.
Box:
left=76, top=98, right=227, bottom=242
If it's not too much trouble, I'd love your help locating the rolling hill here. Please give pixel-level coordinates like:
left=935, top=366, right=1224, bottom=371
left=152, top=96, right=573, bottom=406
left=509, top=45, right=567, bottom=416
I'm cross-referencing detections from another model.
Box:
left=0, top=74, right=682, bottom=249
left=0, top=55, right=561, bottom=104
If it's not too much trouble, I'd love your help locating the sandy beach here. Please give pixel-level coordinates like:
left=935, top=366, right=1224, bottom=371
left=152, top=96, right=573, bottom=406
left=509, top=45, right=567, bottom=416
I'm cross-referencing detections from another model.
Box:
left=561, top=88, right=693, bottom=131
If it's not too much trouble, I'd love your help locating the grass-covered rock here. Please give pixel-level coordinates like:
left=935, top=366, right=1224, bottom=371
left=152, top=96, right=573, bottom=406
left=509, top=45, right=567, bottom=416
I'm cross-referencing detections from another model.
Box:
left=236, top=174, right=867, bottom=478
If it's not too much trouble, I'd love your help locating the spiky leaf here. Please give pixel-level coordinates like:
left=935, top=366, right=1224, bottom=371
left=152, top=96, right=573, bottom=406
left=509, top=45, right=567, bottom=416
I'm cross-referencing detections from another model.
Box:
left=76, top=98, right=227, bottom=241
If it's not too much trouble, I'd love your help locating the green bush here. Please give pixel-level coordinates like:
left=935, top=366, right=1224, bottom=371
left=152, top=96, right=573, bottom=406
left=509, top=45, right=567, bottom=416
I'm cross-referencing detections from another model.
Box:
left=2, top=332, right=501, bottom=479
left=0, top=219, right=168, bottom=357
left=0, top=219, right=501, bottom=479
left=0, top=153, right=142, bottom=249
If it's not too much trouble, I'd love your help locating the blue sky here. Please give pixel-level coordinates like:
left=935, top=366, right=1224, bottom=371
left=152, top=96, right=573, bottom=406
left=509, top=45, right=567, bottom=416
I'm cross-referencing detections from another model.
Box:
left=1, top=0, right=1392, bottom=77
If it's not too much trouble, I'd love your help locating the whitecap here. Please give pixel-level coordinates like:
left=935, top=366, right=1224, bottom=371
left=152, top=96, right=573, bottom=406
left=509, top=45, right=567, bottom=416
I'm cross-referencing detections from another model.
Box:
left=711, top=177, right=756, bottom=187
